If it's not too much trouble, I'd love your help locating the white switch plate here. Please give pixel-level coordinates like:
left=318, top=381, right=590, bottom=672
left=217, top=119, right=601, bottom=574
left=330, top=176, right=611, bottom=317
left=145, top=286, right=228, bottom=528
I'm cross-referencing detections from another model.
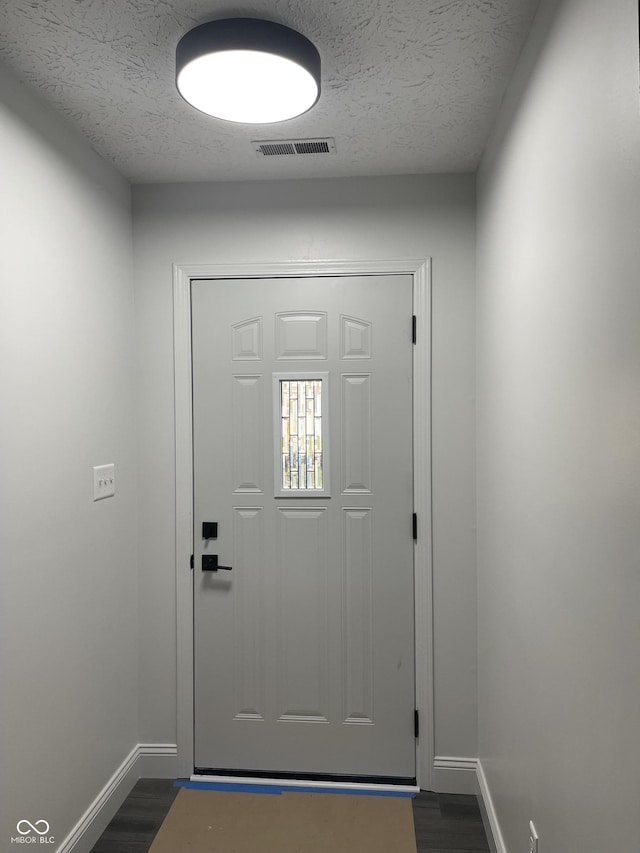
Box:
left=93, top=464, right=115, bottom=501
left=528, top=820, right=539, bottom=853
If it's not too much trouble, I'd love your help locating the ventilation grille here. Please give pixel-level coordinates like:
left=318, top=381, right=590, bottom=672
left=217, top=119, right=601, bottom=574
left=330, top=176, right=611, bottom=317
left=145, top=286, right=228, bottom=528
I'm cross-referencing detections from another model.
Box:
left=252, top=138, right=336, bottom=157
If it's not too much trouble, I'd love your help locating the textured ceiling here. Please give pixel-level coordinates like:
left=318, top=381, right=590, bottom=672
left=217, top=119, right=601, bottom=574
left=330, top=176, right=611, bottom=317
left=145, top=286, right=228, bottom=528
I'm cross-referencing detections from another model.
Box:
left=0, top=0, right=539, bottom=183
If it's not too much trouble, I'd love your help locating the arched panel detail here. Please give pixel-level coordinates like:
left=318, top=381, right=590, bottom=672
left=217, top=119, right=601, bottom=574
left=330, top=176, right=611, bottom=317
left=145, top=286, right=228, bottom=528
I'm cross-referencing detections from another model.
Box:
left=341, top=315, right=372, bottom=359
left=232, top=316, right=263, bottom=360
left=276, top=311, right=327, bottom=359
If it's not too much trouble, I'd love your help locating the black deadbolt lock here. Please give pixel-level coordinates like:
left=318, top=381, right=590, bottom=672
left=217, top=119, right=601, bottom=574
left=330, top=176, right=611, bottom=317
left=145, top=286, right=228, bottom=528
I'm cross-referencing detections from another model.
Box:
left=202, top=522, right=218, bottom=539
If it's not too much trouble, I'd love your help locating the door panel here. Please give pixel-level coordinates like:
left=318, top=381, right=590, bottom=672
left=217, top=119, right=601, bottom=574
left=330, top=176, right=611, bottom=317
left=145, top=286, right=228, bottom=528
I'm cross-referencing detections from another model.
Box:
left=191, top=275, right=415, bottom=779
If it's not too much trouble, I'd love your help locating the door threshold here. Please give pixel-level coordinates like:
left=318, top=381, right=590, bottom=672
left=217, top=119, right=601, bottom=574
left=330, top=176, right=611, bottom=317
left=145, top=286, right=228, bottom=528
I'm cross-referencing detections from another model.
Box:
left=189, top=773, right=418, bottom=795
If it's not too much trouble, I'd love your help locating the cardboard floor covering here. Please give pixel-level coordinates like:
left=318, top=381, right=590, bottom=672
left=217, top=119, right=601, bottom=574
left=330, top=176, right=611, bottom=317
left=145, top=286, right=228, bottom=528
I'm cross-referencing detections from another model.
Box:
left=149, top=788, right=417, bottom=853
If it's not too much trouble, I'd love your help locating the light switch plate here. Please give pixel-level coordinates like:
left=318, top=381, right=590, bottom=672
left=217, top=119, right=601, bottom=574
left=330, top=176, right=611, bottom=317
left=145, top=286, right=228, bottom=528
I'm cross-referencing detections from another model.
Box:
left=93, top=464, right=115, bottom=501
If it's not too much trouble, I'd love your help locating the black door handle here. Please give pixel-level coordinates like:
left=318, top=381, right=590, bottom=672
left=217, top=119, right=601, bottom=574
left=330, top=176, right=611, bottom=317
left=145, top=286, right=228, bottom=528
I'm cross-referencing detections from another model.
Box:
left=202, top=555, right=232, bottom=572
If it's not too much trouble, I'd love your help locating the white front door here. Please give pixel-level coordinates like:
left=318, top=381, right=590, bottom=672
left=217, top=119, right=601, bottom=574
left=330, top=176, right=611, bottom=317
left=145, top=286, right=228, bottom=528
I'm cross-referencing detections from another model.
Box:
left=191, top=274, right=416, bottom=780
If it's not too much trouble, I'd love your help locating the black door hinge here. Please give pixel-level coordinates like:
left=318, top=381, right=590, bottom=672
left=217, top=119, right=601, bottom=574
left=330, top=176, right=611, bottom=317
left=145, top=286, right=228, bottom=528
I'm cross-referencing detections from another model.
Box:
left=412, top=315, right=417, bottom=344
left=413, top=513, right=418, bottom=541
left=414, top=709, right=420, bottom=739
left=190, top=554, right=194, bottom=569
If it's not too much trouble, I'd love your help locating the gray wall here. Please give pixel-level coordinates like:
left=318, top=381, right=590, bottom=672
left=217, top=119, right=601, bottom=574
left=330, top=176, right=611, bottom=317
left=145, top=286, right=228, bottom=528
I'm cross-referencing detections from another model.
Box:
left=132, top=174, right=478, bottom=773
left=476, top=0, right=640, bottom=850
left=0, top=65, right=138, bottom=846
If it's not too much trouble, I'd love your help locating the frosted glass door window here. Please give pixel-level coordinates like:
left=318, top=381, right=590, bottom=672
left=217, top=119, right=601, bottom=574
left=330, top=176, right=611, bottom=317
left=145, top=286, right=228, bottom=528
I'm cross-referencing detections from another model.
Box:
left=273, top=373, right=330, bottom=496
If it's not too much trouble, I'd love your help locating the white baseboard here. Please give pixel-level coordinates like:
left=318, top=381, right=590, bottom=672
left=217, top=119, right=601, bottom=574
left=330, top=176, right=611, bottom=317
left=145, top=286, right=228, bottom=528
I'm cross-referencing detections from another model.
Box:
left=431, top=757, right=505, bottom=853
left=476, top=759, right=507, bottom=853
left=137, top=743, right=179, bottom=778
left=432, top=756, right=479, bottom=795
left=56, top=743, right=178, bottom=853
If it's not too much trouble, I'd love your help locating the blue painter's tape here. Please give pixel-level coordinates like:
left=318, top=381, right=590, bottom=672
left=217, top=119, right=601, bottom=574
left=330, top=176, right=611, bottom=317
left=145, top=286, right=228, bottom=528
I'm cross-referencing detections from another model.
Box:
left=175, top=781, right=281, bottom=795
left=174, top=780, right=414, bottom=798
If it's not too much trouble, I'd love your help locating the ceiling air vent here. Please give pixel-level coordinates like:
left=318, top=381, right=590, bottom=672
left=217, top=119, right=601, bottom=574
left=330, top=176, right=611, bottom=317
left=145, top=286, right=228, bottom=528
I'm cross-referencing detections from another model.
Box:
left=252, top=138, right=336, bottom=157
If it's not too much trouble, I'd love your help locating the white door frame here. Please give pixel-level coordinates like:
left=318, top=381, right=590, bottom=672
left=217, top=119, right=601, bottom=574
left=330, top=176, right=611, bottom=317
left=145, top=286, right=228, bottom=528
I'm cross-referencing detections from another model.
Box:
left=173, top=258, right=433, bottom=789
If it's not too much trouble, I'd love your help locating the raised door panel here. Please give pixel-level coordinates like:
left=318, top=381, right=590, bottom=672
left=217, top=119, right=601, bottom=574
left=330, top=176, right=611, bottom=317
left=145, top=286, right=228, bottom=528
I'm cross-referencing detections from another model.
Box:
left=232, top=507, right=266, bottom=721
left=277, top=507, right=330, bottom=722
left=342, top=507, right=374, bottom=725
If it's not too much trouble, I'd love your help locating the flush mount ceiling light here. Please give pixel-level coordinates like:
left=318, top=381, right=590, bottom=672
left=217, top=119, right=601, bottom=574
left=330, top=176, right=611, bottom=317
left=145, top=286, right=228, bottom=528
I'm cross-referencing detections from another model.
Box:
left=176, top=18, right=321, bottom=124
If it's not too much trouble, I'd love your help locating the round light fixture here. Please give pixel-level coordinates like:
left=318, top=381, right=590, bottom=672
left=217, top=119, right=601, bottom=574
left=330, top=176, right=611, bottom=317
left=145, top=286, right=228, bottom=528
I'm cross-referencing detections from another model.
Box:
left=176, top=18, right=321, bottom=124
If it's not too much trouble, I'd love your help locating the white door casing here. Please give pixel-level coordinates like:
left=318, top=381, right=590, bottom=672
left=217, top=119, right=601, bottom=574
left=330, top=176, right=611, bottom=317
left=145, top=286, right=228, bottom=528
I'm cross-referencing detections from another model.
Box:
left=173, top=259, right=433, bottom=789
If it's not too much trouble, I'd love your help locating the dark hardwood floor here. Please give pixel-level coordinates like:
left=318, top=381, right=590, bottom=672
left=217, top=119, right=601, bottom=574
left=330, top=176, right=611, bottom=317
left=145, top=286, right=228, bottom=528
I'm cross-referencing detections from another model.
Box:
left=90, top=779, right=490, bottom=852
left=90, top=780, right=179, bottom=853
left=412, top=791, right=490, bottom=852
